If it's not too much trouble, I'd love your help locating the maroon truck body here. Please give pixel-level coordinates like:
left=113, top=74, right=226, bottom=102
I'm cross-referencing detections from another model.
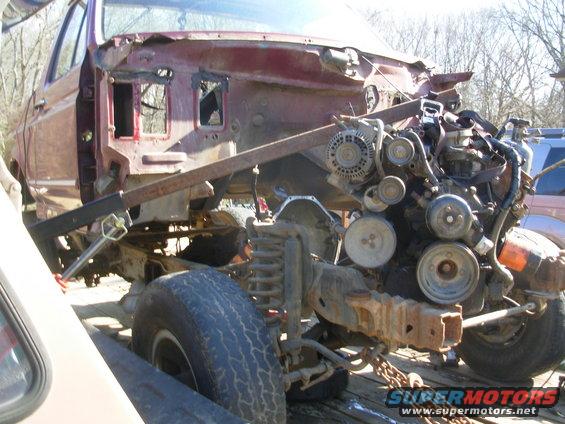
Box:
left=11, top=0, right=469, bottom=222
left=7, top=3, right=564, bottom=419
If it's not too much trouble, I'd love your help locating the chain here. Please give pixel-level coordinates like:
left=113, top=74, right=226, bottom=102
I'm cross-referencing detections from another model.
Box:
left=362, top=349, right=471, bottom=424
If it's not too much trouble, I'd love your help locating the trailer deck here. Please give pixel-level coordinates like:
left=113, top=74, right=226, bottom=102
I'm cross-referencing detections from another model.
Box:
left=65, top=277, right=565, bottom=424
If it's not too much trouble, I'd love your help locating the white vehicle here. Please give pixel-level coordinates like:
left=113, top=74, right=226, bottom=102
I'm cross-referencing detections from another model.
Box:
left=0, top=188, right=141, bottom=423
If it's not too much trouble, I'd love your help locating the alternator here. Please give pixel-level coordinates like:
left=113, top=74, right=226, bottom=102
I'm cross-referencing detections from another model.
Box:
left=326, top=129, right=375, bottom=182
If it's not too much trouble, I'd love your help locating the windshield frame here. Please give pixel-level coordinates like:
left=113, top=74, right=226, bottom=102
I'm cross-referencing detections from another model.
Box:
left=92, top=0, right=402, bottom=59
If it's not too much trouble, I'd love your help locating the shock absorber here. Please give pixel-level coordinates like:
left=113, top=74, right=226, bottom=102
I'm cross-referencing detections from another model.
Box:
left=249, top=226, right=285, bottom=325
left=249, top=220, right=312, bottom=364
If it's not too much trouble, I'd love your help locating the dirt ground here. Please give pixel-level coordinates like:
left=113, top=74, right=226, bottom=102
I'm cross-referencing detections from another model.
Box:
left=65, top=276, right=565, bottom=424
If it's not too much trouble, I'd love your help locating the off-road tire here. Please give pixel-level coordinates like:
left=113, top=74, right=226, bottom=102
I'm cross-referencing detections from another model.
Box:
left=457, top=293, right=565, bottom=381
left=209, top=206, right=255, bottom=228
left=132, top=269, right=286, bottom=423
left=181, top=207, right=254, bottom=266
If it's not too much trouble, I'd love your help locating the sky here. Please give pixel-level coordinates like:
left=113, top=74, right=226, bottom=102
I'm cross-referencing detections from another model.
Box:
left=349, top=0, right=503, bottom=15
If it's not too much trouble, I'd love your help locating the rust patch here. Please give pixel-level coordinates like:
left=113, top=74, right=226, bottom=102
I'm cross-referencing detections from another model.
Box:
left=346, top=292, right=462, bottom=352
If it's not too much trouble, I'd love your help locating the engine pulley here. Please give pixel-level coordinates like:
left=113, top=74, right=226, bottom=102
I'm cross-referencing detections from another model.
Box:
left=416, top=242, right=480, bottom=304
left=344, top=215, right=396, bottom=268
left=386, top=136, right=414, bottom=166
left=326, top=129, right=375, bottom=182
left=363, top=176, right=406, bottom=213
left=426, top=194, right=473, bottom=240
left=377, top=176, right=406, bottom=205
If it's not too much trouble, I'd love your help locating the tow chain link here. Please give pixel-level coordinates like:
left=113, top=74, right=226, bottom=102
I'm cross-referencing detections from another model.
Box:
left=362, top=349, right=471, bottom=424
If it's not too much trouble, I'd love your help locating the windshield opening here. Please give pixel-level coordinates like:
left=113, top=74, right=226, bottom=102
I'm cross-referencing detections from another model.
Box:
left=102, top=0, right=390, bottom=53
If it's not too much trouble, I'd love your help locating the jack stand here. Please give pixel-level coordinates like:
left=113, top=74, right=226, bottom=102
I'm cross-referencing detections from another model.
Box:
left=429, top=348, right=459, bottom=369
left=444, top=348, right=459, bottom=368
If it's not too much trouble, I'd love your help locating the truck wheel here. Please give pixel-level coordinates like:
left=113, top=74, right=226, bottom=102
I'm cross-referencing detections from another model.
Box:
left=181, top=207, right=254, bottom=266
left=132, top=269, right=286, bottom=423
left=457, top=293, right=565, bottom=381
left=209, top=206, right=255, bottom=228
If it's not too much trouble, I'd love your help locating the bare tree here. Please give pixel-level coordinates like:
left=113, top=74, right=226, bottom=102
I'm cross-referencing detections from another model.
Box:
left=503, top=0, right=564, bottom=72
left=501, top=0, right=564, bottom=125
left=0, top=0, right=64, bottom=158
left=365, top=2, right=564, bottom=127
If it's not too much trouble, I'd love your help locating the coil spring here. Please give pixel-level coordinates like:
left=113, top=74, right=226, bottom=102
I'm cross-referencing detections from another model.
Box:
left=249, top=234, right=285, bottom=324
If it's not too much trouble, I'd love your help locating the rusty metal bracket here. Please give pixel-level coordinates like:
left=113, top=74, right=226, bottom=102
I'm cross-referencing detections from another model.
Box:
left=346, top=290, right=462, bottom=352
left=305, top=261, right=462, bottom=352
